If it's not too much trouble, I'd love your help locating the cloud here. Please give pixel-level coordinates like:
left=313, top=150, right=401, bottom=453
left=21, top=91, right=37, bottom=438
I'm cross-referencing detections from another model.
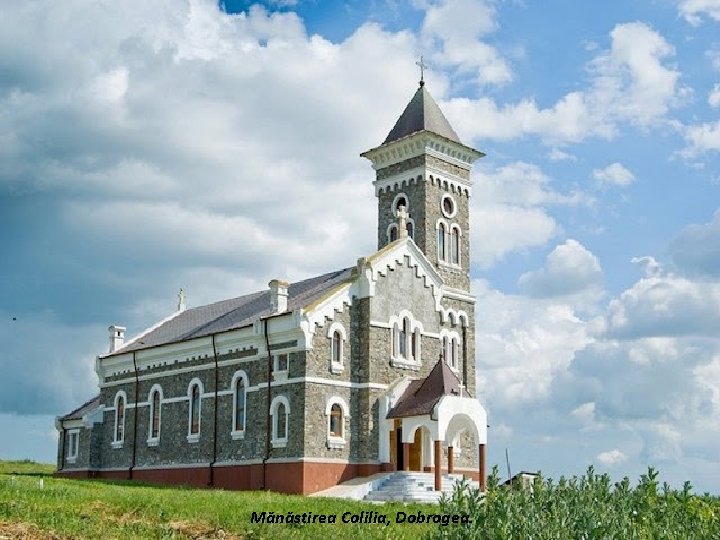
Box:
left=442, top=22, right=684, bottom=145
left=0, top=0, right=429, bottom=416
left=709, top=84, right=720, bottom=108
left=670, top=210, right=720, bottom=277
left=597, top=449, right=628, bottom=466
left=547, top=148, right=577, bottom=162
left=681, top=120, right=720, bottom=156
left=678, top=0, right=720, bottom=25
left=604, top=272, right=720, bottom=339
left=420, top=0, right=511, bottom=85
left=518, top=240, right=603, bottom=301
left=474, top=280, right=593, bottom=411
left=592, top=162, right=635, bottom=186
left=469, top=162, right=589, bottom=267
left=0, top=311, right=99, bottom=415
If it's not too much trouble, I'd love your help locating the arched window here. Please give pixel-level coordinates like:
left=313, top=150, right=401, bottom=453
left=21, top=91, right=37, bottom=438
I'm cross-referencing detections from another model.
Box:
left=395, top=195, right=407, bottom=212
left=188, top=381, right=202, bottom=439
left=327, top=323, right=346, bottom=373
left=399, top=318, right=409, bottom=358
left=389, top=224, right=398, bottom=242
left=451, top=227, right=460, bottom=264
left=326, top=397, right=349, bottom=449
left=329, top=404, right=343, bottom=437
left=406, top=221, right=414, bottom=239
left=271, top=396, right=290, bottom=448
left=438, top=222, right=446, bottom=261
left=149, top=388, right=161, bottom=442
left=442, top=336, right=449, bottom=363
left=332, top=330, right=343, bottom=365
left=234, top=377, right=246, bottom=433
left=114, top=393, right=125, bottom=445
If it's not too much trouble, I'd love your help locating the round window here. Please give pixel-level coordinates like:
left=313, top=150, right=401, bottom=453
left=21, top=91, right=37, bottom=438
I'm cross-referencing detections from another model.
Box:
left=441, top=194, right=456, bottom=218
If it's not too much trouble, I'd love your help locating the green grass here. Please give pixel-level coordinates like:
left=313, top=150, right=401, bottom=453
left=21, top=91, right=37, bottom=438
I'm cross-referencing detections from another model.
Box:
left=0, top=460, right=55, bottom=476
left=0, top=461, right=437, bottom=539
left=434, top=466, right=720, bottom=539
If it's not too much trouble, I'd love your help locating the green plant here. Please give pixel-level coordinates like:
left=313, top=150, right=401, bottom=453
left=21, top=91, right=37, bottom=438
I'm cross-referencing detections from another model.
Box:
left=431, top=466, right=720, bottom=539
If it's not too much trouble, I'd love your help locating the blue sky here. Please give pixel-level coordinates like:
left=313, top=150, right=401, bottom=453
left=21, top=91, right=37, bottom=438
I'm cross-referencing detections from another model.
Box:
left=2, top=0, right=720, bottom=492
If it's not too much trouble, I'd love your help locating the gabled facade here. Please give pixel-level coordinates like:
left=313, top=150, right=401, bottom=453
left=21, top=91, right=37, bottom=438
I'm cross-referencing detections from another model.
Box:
left=55, top=82, right=488, bottom=495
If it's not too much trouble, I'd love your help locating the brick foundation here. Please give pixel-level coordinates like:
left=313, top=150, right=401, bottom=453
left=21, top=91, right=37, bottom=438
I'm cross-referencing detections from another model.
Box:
left=55, top=461, right=385, bottom=494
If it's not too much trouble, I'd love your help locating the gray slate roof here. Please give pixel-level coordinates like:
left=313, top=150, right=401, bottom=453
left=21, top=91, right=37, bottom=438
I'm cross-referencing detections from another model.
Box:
left=109, top=266, right=354, bottom=356
left=383, top=85, right=462, bottom=145
left=60, top=395, right=101, bottom=421
left=387, top=360, right=472, bottom=419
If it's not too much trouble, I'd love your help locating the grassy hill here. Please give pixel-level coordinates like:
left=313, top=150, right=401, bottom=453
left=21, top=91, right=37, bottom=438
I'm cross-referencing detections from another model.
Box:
left=2, top=462, right=719, bottom=539
left=0, top=461, right=435, bottom=539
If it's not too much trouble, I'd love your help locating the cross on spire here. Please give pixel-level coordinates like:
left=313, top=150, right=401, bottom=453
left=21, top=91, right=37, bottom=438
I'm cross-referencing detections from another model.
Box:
left=416, top=56, right=428, bottom=87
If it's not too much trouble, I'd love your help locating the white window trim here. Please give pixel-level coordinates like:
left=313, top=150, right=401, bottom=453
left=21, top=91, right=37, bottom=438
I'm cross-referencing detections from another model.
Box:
left=440, top=329, right=461, bottom=373
left=112, top=390, right=127, bottom=448
left=270, top=395, right=290, bottom=448
left=66, top=429, right=80, bottom=462
left=386, top=223, right=398, bottom=243
left=392, top=192, right=410, bottom=215
left=325, top=397, right=350, bottom=450
left=187, top=378, right=203, bottom=443
left=273, top=353, right=289, bottom=382
left=147, top=384, right=163, bottom=446
left=326, top=322, right=347, bottom=373
left=441, top=193, right=458, bottom=219
left=436, top=218, right=449, bottom=262
left=231, top=370, right=248, bottom=440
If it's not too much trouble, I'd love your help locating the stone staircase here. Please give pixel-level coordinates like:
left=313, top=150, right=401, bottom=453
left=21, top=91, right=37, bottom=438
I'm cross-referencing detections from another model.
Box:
left=363, top=472, right=480, bottom=503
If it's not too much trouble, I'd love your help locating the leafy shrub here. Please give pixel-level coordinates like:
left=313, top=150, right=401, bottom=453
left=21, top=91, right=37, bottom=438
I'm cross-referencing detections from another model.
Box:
left=431, top=466, right=719, bottom=539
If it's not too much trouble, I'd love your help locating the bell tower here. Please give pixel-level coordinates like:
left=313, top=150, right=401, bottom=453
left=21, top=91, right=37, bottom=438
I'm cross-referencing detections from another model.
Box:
left=361, top=81, right=484, bottom=293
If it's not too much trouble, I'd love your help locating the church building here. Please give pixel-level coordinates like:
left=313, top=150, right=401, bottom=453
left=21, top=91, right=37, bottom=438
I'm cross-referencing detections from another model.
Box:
left=55, top=79, right=489, bottom=495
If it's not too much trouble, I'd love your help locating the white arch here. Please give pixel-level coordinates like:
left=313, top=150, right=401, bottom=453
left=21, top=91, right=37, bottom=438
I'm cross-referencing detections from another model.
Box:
left=325, top=395, right=350, bottom=417
left=326, top=321, right=347, bottom=340
left=436, top=396, right=487, bottom=445
left=391, top=192, right=410, bottom=214
left=270, top=395, right=290, bottom=447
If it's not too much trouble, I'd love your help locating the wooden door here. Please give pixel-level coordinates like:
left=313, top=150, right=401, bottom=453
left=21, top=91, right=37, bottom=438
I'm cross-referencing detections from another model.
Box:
left=409, top=428, right=422, bottom=471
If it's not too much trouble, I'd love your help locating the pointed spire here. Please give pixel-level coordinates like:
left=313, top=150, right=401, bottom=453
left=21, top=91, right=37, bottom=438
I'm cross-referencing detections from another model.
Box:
left=383, top=85, right=462, bottom=145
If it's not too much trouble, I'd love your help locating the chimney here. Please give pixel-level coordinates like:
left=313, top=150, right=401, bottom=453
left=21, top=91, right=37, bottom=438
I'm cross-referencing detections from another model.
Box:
left=269, top=279, right=289, bottom=314
left=108, top=325, right=126, bottom=353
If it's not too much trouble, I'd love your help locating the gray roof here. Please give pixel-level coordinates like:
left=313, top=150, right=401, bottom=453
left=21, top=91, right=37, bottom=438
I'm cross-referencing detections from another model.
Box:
left=387, top=359, right=471, bottom=419
left=61, top=395, right=101, bottom=421
left=109, top=267, right=354, bottom=356
left=383, top=85, right=462, bottom=145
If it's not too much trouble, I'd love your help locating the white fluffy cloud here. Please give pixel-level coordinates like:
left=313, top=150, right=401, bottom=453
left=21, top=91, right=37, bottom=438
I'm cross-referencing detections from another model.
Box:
left=474, top=279, right=593, bottom=411
left=597, top=449, right=628, bottom=466
left=709, top=84, right=720, bottom=108
left=420, top=0, right=511, bottom=85
left=469, top=162, right=588, bottom=267
left=592, top=162, right=635, bottom=186
left=678, top=0, right=720, bottom=25
left=443, top=22, right=684, bottom=144
left=518, top=240, right=603, bottom=301
left=670, top=210, right=720, bottom=277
